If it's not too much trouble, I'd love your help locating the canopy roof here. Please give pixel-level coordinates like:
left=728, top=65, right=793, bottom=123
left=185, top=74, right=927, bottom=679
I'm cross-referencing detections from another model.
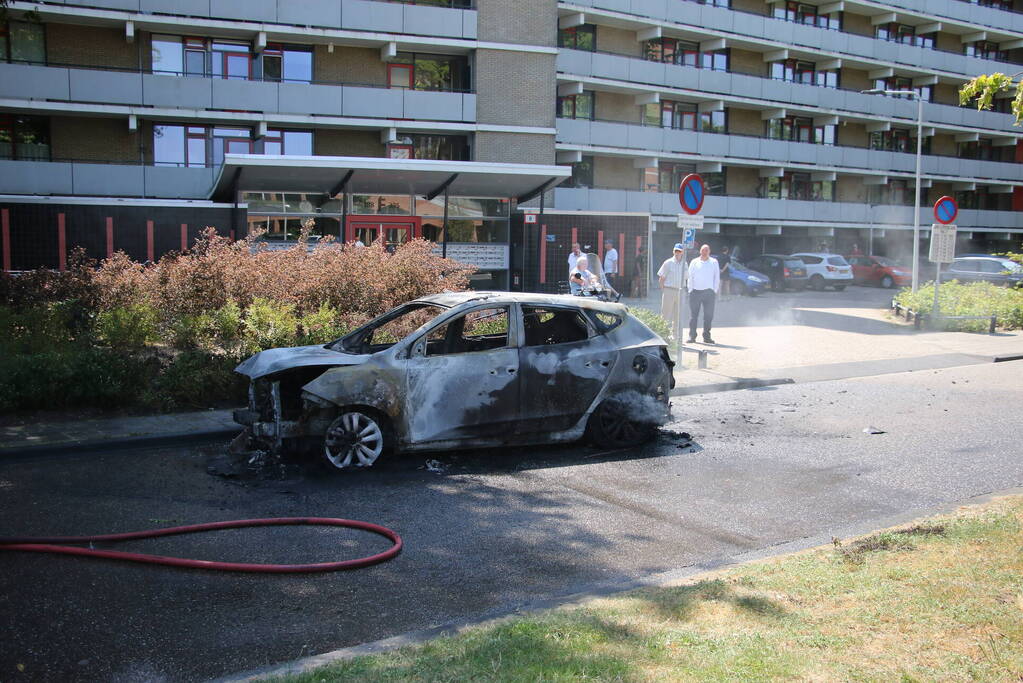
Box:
left=211, top=154, right=570, bottom=203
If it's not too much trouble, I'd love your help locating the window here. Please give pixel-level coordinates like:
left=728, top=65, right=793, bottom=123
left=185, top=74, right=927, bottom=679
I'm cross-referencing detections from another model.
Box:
left=700, top=109, right=727, bottom=133
left=760, top=173, right=834, bottom=201
left=558, top=24, right=596, bottom=51
left=815, top=69, right=839, bottom=88
left=561, top=156, right=593, bottom=189
left=522, top=307, right=591, bottom=346
left=557, top=91, right=594, bottom=120
left=644, top=100, right=697, bottom=129
left=867, top=180, right=919, bottom=206
left=0, top=21, right=45, bottom=64
left=0, top=115, right=50, bottom=160
left=873, top=76, right=914, bottom=98
left=262, top=44, right=312, bottom=83
left=868, top=128, right=930, bottom=154
left=264, top=129, right=313, bottom=156
left=766, top=117, right=834, bottom=144
left=875, top=23, right=934, bottom=48
left=658, top=163, right=724, bottom=195
left=392, top=52, right=470, bottom=91
left=773, top=2, right=841, bottom=29
left=957, top=139, right=1013, bottom=162
left=770, top=59, right=817, bottom=84
left=955, top=188, right=1012, bottom=211
left=645, top=38, right=728, bottom=70
left=965, top=41, right=1007, bottom=61
left=153, top=124, right=255, bottom=167
left=405, top=133, right=469, bottom=160
left=426, top=307, right=509, bottom=355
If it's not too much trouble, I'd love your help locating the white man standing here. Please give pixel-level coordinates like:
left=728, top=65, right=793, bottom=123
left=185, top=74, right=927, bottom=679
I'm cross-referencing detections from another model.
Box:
left=603, top=239, right=619, bottom=292
left=567, top=242, right=583, bottom=274
left=687, top=244, right=720, bottom=344
left=657, top=243, right=687, bottom=340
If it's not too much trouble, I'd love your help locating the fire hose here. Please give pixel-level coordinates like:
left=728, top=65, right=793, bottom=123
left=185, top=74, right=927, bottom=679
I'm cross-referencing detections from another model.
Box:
left=0, top=517, right=402, bottom=573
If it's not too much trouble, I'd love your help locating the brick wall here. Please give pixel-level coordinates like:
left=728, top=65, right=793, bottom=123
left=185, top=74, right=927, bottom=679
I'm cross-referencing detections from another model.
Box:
left=729, top=108, right=763, bottom=136
left=596, top=91, right=640, bottom=123
left=477, top=0, right=556, bottom=47
left=50, top=116, right=140, bottom=163
left=842, top=12, right=874, bottom=37
left=841, top=67, right=871, bottom=93
left=314, top=45, right=387, bottom=86
left=731, top=0, right=767, bottom=14
left=315, top=130, right=385, bottom=157
left=935, top=32, right=962, bottom=53
left=842, top=122, right=869, bottom=148
left=476, top=49, right=556, bottom=128
left=730, top=48, right=765, bottom=77
left=931, top=133, right=957, bottom=156
left=836, top=176, right=866, bottom=203
left=934, top=83, right=959, bottom=106
left=594, top=156, right=640, bottom=190
left=596, top=25, right=641, bottom=57
left=47, top=22, right=140, bottom=69
left=727, top=167, right=759, bottom=197
left=475, top=132, right=555, bottom=164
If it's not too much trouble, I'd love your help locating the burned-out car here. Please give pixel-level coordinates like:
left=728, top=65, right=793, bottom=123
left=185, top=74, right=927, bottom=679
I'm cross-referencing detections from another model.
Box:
left=234, top=292, right=674, bottom=470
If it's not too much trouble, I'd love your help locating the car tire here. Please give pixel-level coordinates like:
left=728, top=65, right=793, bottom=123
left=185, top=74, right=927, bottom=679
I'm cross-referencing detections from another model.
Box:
left=880, top=275, right=894, bottom=289
left=586, top=397, right=657, bottom=448
left=738, top=282, right=751, bottom=297
left=323, top=409, right=390, bottom=470
left=810, top=274, right=825, bottom=290
left=833, top=285, right=846, bottom=291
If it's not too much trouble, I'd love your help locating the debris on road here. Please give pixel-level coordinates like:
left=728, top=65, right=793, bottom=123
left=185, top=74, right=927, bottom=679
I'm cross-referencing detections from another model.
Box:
left=863, top=426, right=886, bottom=435
left=423, top=459, right=449, bottom=474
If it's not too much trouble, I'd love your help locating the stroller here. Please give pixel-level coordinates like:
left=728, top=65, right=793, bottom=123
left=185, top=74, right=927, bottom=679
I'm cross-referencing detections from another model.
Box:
left=572, top=252, right=621, bottom=302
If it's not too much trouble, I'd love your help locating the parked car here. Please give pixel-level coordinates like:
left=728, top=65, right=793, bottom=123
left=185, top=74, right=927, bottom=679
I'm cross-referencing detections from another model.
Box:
left=744, top=254, right=810, bottom=291
left=939, top=256, right=1023, bottom=287
left=719, top=257, right=771, bottom=296
left=234, top=292, right=674, bottom=469
left=846, top=255, right=912, bottom=289
left=789, top=253, right=854, bottom=290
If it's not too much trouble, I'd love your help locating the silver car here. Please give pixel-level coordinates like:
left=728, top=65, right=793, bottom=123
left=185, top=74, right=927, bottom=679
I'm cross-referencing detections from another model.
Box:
left=234, top=292, right=674, bottom=470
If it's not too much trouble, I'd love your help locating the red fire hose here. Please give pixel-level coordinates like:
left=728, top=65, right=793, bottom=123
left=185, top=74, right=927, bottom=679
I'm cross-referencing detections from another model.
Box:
left=0, top=517, right=402, bottom=573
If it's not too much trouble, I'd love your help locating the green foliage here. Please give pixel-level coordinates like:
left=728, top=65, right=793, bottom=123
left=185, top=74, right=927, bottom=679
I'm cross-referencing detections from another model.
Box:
left=628, top=305, right=672, bottom=339
left=0, top=302, right=82, bottom=354
left=242, top=297, right=299, bottom=352
left=959, top=73, right=1023, bottom=125
left=298, top=303, right=348, bottom=345
left=95, top=304, right=159, bottom=349
left=894, top=280, right=1023, bottom=331
left=150, top=351, right=246, bottom=411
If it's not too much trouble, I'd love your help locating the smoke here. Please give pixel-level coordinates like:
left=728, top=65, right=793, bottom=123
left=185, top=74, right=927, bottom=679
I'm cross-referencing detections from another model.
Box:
left=608, top=389, right=670, bottom=425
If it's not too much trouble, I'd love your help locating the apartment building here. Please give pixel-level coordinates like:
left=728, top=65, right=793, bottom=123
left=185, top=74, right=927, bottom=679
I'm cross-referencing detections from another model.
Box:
left=550, top=0, right=1023, bottom=267
left=1, top=0, right=1021, bottom=289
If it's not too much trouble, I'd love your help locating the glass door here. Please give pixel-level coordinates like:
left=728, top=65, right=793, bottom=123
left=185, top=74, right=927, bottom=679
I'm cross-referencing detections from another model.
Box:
left=346, top=216, right=422, bottom=251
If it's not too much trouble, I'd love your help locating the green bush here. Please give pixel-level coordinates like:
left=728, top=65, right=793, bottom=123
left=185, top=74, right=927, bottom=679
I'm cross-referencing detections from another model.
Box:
left=242, top=297, right=300, bottom=353
left=0, top=303, right=87, bottom=355
left=628, top=305, right=671, bottom=339
left=894, top=280, right=1023, bottom=331
left=150, top=351, right=247, bottom=411
left=95, top=304, right=159, bottom=348
left=299, top=303, right=348, bottom=346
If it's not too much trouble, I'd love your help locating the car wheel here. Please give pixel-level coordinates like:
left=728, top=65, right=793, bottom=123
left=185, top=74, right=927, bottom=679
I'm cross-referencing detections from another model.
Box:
left=323, top=409, right=389, bottom=470
left=586, top=397, right=657, bottom=448
left=810, top=274, right=825, bottom=290
left=880, top=275, right=894, bottom=289
left=833, top=285, right=846, bottom=291
left=737, top=282, right=751, bottom=297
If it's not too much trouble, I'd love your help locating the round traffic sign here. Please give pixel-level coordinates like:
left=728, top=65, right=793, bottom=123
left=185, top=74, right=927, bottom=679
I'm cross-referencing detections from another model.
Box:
left=678, top=173, right=705, bottom=216
left=933, top=196, right=958, bottom=225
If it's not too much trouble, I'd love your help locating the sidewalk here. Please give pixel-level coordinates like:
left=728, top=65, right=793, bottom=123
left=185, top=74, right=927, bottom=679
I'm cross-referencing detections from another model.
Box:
left=2, top=289, right=1020, bottom=455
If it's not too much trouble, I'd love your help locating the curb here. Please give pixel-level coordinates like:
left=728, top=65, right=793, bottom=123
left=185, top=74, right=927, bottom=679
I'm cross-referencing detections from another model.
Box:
left=0, top=427, right=240, bottom=460
left=214, top=485, right=1023, bottom=683
left=669, top=377, right=794, bottom=396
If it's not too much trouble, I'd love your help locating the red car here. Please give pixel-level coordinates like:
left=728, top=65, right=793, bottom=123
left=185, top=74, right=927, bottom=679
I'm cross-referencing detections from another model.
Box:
left=846, top=255, right=912, bottom=289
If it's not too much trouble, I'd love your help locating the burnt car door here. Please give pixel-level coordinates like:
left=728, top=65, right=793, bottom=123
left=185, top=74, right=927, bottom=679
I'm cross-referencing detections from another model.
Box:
left=404, top=305, right=521, bottom=445
left=517, top=304, right=614, bottom=434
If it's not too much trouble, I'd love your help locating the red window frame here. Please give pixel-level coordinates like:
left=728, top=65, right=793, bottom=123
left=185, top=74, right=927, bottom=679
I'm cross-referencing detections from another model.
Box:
left=387, top=63, right=414, bottom=89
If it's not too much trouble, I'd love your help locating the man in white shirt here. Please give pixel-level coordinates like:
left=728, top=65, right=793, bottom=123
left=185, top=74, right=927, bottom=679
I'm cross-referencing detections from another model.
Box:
left=687, top=243, right=720, bottom=344
left=603, top=240, right=619, bottom=291
left=656, top=243, right=687, bottom=339
left=567, top=242, right=583, bottom=274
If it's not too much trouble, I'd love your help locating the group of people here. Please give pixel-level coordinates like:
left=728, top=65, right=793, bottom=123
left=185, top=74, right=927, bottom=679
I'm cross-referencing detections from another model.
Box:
left=657, top=243, right=722, bottom=345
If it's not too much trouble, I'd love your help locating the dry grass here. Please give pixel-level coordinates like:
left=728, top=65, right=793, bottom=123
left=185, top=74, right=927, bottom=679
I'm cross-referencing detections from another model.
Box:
left=283, top=496, right=1023, bottom=682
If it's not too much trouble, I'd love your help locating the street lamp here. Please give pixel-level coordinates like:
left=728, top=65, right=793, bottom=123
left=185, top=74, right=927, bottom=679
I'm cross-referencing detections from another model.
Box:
left=861, top=88, right=924, bottom=292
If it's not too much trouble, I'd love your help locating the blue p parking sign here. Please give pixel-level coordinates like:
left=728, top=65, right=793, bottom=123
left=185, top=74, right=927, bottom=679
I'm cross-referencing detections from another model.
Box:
left=683, top=227, right=696, bottom=249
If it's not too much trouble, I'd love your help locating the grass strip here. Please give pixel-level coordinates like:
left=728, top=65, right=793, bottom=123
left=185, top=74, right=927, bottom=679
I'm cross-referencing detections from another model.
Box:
left=280, top=496, right=1023, bottom=682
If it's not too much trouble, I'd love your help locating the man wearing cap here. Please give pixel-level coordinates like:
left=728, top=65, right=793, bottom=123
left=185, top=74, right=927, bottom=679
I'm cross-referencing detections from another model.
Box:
left=657, top=243, right=688, bottom=339
left=687, top=244, right=720, bottom=344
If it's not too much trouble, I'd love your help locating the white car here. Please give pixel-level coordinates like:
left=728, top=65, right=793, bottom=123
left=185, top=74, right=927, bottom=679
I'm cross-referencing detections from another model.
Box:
left=790, top=253, right=854, bottom=291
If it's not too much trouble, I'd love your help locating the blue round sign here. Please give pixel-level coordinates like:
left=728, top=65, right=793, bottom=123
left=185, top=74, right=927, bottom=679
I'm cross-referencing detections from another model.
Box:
left=678, top=173, right=705, bottom=216
left=933, top=196, right=958, bottom=225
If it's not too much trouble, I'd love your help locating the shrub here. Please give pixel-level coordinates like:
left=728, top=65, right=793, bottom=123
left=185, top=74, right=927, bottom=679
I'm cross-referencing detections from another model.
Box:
left=150, top=351, right=247, bottom=411
left=95, top=304, right=159, bottom=348
left=894, top=281, right=1023, bottom=331
left=628, top=305, right=672, bottom=339
left=298, top=303, right=349, bottom=346
left=242, top=297, right=300, bottom=353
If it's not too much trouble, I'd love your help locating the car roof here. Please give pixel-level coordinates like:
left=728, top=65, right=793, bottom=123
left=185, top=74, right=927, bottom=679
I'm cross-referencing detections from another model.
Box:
left=790, top=252, right=834, bottom=257
left=415, top=290, right=629, bottom=315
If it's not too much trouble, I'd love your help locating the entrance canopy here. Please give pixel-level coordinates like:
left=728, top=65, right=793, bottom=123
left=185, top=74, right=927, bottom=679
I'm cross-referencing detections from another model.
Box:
left=211, top=154, right=571, bottom=203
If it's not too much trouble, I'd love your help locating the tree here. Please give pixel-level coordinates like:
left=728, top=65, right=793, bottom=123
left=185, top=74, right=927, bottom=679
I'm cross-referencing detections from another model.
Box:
left=959, top=72, right=1023, bottom=125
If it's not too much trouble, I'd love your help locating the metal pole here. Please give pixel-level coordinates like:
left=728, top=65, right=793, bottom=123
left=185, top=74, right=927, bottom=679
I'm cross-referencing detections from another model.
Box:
left=931, top=258, right=941, bottom=326
left=441, top=185, right=449, bottom=260
left=676, top=250, right=684, bottom=367
left=912, top=94, right=923, bottom=293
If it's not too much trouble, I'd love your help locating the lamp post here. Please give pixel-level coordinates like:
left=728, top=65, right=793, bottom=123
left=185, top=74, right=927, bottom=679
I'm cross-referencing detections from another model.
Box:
left=862, top=88, right=924, bottom=292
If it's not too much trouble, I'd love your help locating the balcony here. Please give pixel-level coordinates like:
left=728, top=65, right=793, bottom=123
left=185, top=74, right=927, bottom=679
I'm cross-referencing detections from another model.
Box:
left=0, top=62, right=477, bottom=123
left=551, top=187, right=1023, bottom=230
left=557, top=49, right=1018, bottom=134
left=43, top=0, right=477, bottom=39
left=0, top=160, right=215, bottom=199
left=556, top=118, right=1023, bottom=184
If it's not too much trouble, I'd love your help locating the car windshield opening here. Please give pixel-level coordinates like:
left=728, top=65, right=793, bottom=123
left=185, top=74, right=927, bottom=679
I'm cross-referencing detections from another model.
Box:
left=332, top=303, right=446, bottom=354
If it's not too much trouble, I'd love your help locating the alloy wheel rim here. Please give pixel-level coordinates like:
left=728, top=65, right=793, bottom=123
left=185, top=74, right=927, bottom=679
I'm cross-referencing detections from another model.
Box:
left=325, top=413, right=384, bottom=468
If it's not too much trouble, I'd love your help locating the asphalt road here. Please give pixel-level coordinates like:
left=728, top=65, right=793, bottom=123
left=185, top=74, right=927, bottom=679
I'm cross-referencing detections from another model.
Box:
left=1, top=360, right=1021, bottom=682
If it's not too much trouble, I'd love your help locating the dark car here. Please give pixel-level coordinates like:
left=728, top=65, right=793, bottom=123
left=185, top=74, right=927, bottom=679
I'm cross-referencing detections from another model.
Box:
left=744, top=254, right=809, bottom=291
left=847, top=255, right=912, bottom=289
left=939, top=256, right=1023, bottom=287
left=234, top=292, right=674, bottom=469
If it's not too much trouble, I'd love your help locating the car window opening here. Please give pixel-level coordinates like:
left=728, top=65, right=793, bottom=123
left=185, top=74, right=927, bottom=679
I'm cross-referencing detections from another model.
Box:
left=426, top=307, right=510, bottom=356
left=333, top=303, right=446, bottom=355
left=523, top=307, right=591, bottom=346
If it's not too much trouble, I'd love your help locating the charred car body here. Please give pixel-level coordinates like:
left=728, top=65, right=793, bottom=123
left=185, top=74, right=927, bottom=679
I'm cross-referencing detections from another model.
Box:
left=234, top=292, right=674, bottom=470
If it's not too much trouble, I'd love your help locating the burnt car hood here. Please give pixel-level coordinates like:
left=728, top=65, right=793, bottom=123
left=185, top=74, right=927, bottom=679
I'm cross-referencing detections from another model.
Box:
left=234, top=344, right=368, bottom=380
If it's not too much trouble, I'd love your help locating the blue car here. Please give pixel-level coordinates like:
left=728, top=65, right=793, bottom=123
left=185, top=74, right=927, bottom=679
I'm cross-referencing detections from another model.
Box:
left=718, top=258, right=771, bottom=296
